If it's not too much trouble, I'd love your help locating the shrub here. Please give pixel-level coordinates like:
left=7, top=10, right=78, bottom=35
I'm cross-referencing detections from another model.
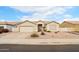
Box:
left=54, top=31, right=59, bottom=34
left=31, top=33, right=39, bottom=37
left=47, top=30, right=51, bottom=32
left=2, top=29, right=9, bottom=33
left=44, top=29, right=47, bottom=32
left=41, top=32, right=45, bottom=35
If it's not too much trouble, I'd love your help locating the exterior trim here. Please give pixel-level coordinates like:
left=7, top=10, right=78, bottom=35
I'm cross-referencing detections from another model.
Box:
left=46, top=21, right=59, bottom=25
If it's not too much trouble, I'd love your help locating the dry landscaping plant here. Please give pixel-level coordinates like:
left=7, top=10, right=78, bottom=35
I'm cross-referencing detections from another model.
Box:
left=31, top=33, right=39, bottom=37
left=54, top=31, right=59, bottom=34
left=41, top=32, right=45, bottom=35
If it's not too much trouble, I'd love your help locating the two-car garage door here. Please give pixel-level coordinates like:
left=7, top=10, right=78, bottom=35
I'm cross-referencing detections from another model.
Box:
left=20, top=27, right=34, bottom=32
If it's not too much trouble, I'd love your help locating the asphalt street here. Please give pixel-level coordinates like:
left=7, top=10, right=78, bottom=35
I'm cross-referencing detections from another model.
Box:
left=0, top=44, right=79, bottom=52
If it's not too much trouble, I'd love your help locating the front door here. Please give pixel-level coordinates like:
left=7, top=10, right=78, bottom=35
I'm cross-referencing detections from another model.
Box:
left=38, top=24, right=42, bottom=32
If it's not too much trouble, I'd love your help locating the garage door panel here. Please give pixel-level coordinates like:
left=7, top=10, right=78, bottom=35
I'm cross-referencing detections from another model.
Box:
left=20, top=27, right=34, bottom=32
left=49, top=26, right=57, bottom=30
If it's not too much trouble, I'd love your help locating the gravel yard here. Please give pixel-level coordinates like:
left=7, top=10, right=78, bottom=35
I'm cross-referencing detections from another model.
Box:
left=0, top=32, right=79, bottom=39
left=0, top=32, right=79, bottom=44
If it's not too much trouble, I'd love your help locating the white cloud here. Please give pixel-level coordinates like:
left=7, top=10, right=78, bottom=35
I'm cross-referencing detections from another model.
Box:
left=64, top=14, right=72, bottom=19
left=64, top=17, right=79, bottom=21
left=20, top=16, right=49, bottom=21
left=10, top=6, right=73, bottom=21
left=0, top=19, right=6, bottom=22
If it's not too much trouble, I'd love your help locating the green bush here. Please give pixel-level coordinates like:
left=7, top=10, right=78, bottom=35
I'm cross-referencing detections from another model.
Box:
left=47, top=30, right=51, bottom=32
left=31, top=33, right=39, bottom=37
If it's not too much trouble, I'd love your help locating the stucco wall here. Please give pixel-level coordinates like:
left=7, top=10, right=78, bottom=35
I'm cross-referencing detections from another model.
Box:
left=60, top=22, right=75, bottom=28
left=12, top=26, right=19, bottom=32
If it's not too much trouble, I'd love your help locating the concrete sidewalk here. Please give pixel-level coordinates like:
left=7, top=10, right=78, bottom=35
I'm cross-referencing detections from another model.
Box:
left=0, top=38, right=79, bottom=45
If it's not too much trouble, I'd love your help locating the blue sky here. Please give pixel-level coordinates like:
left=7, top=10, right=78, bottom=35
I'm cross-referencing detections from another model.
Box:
left=0, top=6, right=79, bottom=22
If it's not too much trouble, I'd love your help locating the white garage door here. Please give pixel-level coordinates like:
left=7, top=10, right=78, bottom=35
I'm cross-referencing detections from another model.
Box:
left=49, top=26, right=57, bottom=30
left=20, top=27, right=34, bottom=32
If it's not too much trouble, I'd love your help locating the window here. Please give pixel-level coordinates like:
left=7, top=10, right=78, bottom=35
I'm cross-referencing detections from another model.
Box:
left=0, top=26, right=4, bottom=29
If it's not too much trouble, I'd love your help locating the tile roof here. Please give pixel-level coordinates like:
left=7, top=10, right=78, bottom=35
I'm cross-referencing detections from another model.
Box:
left=0, top=20, right=59, bottom=25
left=64, top=21, right=79, bottom=25
left=31, top=20, right=51, bottom=24
left=16, top=20, right=52, bottom=25
left=0, top=22, right=17, bottom=25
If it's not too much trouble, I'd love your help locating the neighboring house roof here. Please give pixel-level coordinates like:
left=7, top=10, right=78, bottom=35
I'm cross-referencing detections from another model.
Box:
left=63, top=21, right=79, bottom=25
left=0, top=22, right=17, bottom=25
left=16, top=20, right=36, bottom=25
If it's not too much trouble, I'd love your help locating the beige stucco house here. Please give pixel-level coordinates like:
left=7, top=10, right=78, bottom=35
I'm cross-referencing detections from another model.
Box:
left=1, top=20, right=79, bottom=32
left=13, top=20, right=59, bottom=32
left=60, top=21, right=79, bottom=32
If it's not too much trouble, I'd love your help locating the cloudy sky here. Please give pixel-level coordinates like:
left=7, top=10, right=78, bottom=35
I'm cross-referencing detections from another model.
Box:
left=0, top=6, right=79, bottom=22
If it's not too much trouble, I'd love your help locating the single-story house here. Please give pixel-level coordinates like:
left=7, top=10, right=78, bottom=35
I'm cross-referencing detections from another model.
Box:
left=60, top=21, right=79, bottom=32
left=1, top=20, right=79, bottom=32
left=0, top=22, right=16, bottom=31
left=13, top=20, right=59, bottom=32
